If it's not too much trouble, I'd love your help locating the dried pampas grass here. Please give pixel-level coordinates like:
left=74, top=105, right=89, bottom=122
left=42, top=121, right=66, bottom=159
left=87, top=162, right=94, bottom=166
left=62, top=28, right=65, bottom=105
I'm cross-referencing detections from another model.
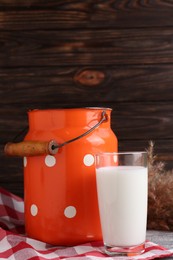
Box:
left=147, top=141, right=173, bottom=230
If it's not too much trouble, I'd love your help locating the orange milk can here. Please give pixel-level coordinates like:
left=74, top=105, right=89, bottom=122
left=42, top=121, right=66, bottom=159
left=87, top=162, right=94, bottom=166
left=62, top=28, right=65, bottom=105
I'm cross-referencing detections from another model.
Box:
left=5, top=107, right=118, bottom=245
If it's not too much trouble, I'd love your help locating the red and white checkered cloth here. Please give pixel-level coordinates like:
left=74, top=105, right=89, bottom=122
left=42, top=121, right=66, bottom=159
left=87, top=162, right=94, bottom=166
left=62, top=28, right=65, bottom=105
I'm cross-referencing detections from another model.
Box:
left=0, top=187, right=173, bottom=260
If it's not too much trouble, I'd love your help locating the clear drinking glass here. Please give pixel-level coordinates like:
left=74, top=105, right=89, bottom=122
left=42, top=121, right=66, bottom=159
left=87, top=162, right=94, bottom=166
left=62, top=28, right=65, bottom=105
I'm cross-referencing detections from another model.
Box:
left=95, top=152, right=148, bottom=256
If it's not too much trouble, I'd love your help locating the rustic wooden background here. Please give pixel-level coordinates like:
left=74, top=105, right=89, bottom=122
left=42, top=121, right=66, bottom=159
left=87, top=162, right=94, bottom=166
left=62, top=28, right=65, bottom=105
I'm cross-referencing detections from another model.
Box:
left=0, top=0, right=173, bottom=197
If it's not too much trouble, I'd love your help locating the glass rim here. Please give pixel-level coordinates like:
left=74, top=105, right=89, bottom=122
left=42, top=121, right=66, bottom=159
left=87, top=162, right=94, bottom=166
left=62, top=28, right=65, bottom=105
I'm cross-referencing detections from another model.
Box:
left=95, top=151, right=147, bottom=156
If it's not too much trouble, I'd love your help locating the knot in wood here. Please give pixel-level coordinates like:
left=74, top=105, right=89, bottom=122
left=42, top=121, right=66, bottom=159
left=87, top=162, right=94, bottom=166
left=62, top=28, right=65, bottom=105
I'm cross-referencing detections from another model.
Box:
left=74, top=69, right=105, bottom=86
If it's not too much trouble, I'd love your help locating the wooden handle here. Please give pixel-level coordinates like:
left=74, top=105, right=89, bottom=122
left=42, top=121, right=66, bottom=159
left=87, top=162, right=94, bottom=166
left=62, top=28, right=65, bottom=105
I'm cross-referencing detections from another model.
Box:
left=4, top=140, right=58, bottom=157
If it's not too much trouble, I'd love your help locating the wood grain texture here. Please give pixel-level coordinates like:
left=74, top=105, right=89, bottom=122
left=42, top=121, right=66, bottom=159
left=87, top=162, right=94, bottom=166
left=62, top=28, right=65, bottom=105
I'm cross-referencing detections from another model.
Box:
left=0, top=1, right=173, bottom=29
left=0, top=29, right=173, bottom=67
left=1, top=66, right=173, bottom=106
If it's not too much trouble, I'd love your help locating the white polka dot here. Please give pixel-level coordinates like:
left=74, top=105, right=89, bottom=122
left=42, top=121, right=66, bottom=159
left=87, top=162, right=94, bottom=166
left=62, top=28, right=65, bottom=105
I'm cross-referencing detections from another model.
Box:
left=64, top=206, right=77, bottom=218
left=83, top=154, right=95, bottom=166
left=45, top=155, right=56, bottom=167
left=30, top=204, right=38, bottom=216
left=23, top=157, right=27, bottom=167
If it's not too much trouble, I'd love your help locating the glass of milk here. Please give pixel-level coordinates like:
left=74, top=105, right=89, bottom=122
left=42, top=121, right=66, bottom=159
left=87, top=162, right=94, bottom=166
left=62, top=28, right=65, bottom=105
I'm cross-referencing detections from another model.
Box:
left=95, top=152, right=148, bottom=256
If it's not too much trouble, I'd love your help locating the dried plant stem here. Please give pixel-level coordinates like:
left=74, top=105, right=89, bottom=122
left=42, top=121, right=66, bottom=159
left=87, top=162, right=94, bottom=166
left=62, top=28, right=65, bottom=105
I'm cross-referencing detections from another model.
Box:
left=147, top=141, right=173, bottom=231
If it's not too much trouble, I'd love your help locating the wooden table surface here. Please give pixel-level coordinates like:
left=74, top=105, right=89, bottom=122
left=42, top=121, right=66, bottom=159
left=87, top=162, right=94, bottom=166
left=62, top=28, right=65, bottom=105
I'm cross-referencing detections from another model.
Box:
left=147, top=230, right=173, bottom=259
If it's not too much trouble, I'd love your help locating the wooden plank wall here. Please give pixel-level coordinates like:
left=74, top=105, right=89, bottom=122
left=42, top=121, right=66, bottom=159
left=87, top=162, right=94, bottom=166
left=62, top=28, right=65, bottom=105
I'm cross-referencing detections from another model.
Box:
left=0, top=0, right=173, bottom=197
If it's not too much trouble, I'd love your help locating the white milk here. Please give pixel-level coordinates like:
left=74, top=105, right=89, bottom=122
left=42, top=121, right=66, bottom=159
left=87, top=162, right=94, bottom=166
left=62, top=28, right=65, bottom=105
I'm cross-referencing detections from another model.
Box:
left=96, top=166, right=148, bottom=247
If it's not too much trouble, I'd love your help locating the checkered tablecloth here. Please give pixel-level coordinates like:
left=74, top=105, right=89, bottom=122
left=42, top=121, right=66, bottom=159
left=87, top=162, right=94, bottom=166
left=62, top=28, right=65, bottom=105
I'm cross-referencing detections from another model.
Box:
left=0, top=187, right=173, bottom=260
